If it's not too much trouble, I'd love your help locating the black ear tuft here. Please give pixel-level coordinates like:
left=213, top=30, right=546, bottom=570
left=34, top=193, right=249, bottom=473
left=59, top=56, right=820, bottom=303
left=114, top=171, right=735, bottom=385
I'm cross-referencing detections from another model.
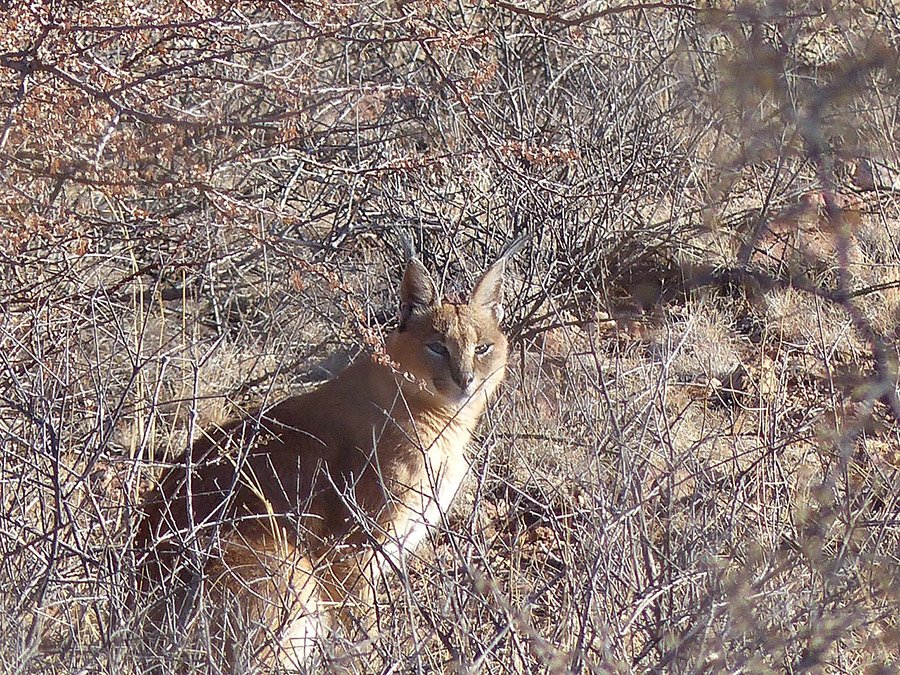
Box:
left=470, top=237, right=526, bottom=324
left=399, top=258, right=439, bottom=328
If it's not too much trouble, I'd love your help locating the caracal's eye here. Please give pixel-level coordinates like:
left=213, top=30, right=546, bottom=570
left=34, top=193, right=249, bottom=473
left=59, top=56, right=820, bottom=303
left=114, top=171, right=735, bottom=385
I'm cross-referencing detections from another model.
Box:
left=426, top=342, right=449, bottom=357
left=474, top=343, right=493, bottom=356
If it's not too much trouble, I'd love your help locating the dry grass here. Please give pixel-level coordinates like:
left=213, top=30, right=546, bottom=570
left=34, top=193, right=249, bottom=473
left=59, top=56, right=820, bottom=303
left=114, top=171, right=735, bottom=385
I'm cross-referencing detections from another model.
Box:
left=2, top=1, right=899, bottom=673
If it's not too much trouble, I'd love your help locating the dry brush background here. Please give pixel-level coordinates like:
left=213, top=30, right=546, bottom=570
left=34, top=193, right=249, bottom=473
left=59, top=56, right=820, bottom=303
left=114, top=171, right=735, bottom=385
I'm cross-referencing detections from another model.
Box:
left=1, top=1, right=899, bottom=673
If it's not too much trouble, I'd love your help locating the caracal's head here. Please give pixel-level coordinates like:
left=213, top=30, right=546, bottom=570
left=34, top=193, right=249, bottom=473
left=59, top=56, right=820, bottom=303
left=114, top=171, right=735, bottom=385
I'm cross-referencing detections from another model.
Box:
left=386, top=252, right=515, bottom=410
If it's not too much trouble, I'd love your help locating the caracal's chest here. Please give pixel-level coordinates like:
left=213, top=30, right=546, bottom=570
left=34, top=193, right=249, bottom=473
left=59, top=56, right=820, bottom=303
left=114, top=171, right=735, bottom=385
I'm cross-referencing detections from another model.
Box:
left=381, top=418, right=473, bottom=565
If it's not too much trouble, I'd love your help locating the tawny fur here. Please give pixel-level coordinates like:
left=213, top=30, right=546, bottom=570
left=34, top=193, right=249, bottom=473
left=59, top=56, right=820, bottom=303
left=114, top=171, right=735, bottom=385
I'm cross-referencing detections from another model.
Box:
left=135, top=253, right=514, bottom=671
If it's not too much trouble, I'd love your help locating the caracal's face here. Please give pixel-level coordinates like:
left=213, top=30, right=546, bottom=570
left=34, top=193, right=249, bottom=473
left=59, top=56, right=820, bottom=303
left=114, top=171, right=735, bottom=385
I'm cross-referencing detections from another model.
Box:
left=385, top=254, right=513, bottom=409
left=388, top=300, right=509, bottom=408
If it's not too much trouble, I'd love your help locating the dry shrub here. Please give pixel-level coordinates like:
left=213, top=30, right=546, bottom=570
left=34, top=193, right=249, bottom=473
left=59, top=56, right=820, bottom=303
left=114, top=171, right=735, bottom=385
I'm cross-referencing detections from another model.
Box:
left=1, top=1, right=899, bottom=673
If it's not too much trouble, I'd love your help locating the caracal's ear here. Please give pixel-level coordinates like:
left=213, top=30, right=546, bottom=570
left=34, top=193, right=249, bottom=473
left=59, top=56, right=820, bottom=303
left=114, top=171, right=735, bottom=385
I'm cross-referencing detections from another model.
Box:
left=399, top=258, right=439, bottom=328
left=471, top=237, right=526, bottom=324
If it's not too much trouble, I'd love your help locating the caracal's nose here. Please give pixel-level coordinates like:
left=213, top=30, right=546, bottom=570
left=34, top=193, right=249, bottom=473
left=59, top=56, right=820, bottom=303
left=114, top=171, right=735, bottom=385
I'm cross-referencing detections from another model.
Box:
left=455, top=369, right=474, bottom=391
